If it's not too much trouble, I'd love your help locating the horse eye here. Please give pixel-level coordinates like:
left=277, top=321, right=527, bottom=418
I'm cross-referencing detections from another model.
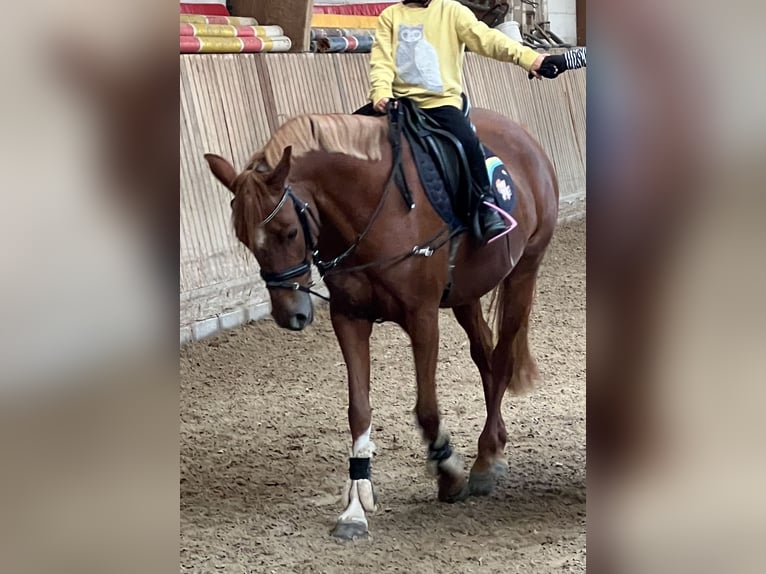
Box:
left=287, top=228, right=299, bottom=240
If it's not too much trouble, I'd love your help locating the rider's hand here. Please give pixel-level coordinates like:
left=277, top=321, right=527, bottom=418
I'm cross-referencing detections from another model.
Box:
left=527, top=54, right=548, bottom=80
left=529, top=54, right=568, bottom=79
left=374, top=98, right=390, bottom=113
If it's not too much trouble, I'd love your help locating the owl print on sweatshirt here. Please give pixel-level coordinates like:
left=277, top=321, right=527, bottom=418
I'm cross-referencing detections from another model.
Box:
left=395, top=24, right=444, bottom=94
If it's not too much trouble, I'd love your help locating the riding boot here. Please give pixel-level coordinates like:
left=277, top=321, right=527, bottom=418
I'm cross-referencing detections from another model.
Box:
left=471, top=192, right=507, bottom=245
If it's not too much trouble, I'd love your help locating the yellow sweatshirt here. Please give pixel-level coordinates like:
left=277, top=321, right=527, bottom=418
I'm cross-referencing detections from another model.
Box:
left=369, top=0, right=540, bottom=109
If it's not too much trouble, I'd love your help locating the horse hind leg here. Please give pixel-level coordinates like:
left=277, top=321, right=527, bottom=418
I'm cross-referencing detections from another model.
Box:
left=468, top=254, right=544, bottom=495
left=453, top=302, right=503, bottom=496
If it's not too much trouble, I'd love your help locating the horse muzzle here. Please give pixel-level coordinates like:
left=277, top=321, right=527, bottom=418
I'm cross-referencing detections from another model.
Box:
left=286, top=308, right=313, bottom=331
left=272, top=291, right=314, bottom=331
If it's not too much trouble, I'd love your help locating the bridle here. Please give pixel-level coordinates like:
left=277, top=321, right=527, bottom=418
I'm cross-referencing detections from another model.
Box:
left=257, top=185, right=330, bottom=301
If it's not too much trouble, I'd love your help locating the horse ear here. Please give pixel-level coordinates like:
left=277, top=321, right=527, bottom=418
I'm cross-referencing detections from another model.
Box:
left=265, top=146, right=292, bottom=190
left=204, top=154, right=237, bottom=192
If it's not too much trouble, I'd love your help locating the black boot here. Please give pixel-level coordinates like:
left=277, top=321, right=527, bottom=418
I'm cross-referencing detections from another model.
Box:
left=472, top=195, right=508, bottom=245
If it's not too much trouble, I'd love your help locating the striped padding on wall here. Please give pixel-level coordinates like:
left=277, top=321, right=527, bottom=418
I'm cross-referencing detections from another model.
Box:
left=180, top=1, right=229, bottom=16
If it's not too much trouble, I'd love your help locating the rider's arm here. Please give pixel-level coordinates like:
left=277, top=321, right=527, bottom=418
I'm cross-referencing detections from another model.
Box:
left=452, top=3, right=540, bottom=72
left=564, top=47, right=587, bottom=69
left=369, top=9, right=396, bottom=105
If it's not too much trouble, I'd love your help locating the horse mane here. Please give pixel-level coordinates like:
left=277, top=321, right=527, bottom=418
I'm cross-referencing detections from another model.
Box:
left=250, top=114, right=387, bottom=170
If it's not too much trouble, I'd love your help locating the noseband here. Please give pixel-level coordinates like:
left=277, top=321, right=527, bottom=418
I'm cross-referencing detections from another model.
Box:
left=257, top=185, right=329, bottom=300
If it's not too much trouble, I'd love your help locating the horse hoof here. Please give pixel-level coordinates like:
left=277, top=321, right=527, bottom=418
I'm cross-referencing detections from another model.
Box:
left=438, top=482, right=470, bottom=503
left=468, top=470, right=496, bottom=496
left=332, top=520, right=369, bottom=540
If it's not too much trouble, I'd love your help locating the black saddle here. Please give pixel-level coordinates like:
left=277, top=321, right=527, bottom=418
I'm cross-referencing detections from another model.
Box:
left=387, top=96, right=475, bottom=229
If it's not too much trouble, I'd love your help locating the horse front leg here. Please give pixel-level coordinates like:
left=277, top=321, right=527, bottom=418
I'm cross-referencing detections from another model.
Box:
left=330, top=310, right=376, bottom=540
left=406, top=308, right=469, bottom=503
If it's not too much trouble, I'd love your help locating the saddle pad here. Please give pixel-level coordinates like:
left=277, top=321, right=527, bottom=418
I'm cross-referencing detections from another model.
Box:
left=417, top=144, right=517, bottom=231
left=484, top=152, right=517, bottom=216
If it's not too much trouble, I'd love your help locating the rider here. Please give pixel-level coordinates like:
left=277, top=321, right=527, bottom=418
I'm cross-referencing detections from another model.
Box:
left=359, top=0, right=563, bottom=244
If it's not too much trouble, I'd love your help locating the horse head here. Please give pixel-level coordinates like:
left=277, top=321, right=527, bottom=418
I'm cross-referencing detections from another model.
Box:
left=205, top=146, right=315, bottom=331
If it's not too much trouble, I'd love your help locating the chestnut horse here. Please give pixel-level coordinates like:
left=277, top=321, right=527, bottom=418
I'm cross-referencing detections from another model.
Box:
left=205, top=106, right=558, bottom=539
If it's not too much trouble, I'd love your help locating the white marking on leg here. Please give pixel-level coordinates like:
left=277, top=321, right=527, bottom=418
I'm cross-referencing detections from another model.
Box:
left=352, top=425, right=374, bottom=457
left=432, top=427, right=450, bottom=449
left=340, top=478, right=376, bottom=514
left=426, top=426, right=463, bottom=477
left=356, top=478, right=375, bottom=511
left=338, top=480, right=369, bottom=527
left=434, top=451, right=464, bottom=476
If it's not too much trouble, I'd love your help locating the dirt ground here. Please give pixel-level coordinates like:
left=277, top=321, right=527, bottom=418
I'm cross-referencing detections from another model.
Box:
left=180, top=218, right=585, bottom=574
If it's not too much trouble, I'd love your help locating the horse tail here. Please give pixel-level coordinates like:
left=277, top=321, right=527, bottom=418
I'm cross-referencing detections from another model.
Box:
left=488, top=282, right=503, bottom=347
left=487, top=261, right=541, bottom=396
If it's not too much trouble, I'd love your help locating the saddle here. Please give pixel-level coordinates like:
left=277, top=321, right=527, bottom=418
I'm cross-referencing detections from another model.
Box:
left=388, top=96, right=476, bottom=230
left=387, top=95, right=520, bottom=237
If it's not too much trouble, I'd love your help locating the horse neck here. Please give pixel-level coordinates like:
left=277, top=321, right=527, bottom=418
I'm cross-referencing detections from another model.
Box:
left=293, top=151, right=385, bottom=244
